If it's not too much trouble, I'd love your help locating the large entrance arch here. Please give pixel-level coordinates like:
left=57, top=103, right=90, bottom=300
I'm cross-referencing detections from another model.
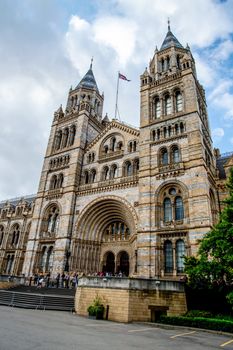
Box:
left=71, top=196, right=138, bottom=275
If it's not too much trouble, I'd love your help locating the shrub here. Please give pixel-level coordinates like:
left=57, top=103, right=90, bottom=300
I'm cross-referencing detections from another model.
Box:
left=184, top=310, right=213, bottom=318
left=87, top=295, right=105, bottom=319
left=158, top=315, right=233, bottom=333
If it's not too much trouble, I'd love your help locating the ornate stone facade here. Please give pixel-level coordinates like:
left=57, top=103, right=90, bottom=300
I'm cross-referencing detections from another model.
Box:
left=0, top=26, right=232, bottom=280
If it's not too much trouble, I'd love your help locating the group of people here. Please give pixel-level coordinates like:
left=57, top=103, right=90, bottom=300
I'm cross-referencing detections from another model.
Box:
left=27, top=270, right=126, bottom=288
left=28, top=272, right=79, bottom=289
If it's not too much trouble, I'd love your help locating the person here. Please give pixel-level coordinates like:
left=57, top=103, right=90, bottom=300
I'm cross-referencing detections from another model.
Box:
left=61, top=272, right=65, bottom=288
left=55, top=273, right=60, bottom=288
left=37, top=275, right=44, bottom=289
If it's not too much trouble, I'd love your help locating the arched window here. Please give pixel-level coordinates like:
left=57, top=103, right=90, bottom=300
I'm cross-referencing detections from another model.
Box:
left=57, top=173, right=64, bottom=188
left=180, top=122, right=184, bottom=134
left=164, top=240, right=173, bottom=273
left=134, top=158, right=139, bottom=174
left=165, top=95, right=172, bottom=115
left=176, top=239, right=185, bottom=273
left=50, top=175, right=57, bottom=190
left=175, top=196, right=184, bottom=220
left=104, top=145, right=108, bottom=154
left=46, top=207, right=59, bottom=234
left=154, top=98, right=161, bottom=118
left=175, top=91, right=183, bottom=112
left=161, top=58, right=165, bottom=72
left=172, top=146, right=180, bottom=163
left=152, top=130, right=156, bottom=141
left=84, top=171, right=89, bottom=184
left=90, top=169, right=96, bottom=183
left=110, top=164, right=117, bottom=179
left=55, top=130, right=62, bottom=150
left=133, top=141, right=137, bottom=152
left=117, top=141, right=123, bottom=150
left=125, top=161, right=132, bottom=177
left=103, top=166, right=109, bottom=180
left=161, top=149, right=168, bottom=165
left=164, top=198, right=172, bottom=222
left=62, top=128, right=69, bottom=148
left=69, top=125, right=76, bottom=146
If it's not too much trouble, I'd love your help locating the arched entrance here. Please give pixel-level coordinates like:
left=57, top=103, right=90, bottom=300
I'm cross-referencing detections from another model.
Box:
left=73, top=196, right=138, bottom=275
left=118, top=251, right=129, bottom=276
left=104, top=252, right=115, bottom=275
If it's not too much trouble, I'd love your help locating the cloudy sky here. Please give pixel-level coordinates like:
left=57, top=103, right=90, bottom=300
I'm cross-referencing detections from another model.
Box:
left=0, top=0, right=233, bottom=200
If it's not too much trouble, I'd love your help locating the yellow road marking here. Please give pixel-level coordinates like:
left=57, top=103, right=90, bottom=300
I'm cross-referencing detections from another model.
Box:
left=128, top=328, right=156, bottom=333
left=220, top=339, right=233, bottom=347
left=170, top=331, right=196, bottom=339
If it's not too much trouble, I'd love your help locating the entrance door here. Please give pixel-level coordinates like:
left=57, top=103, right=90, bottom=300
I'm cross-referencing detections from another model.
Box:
left=119, top=251, right=129, bottom=276
left=105, top=252, right=115, bottom=275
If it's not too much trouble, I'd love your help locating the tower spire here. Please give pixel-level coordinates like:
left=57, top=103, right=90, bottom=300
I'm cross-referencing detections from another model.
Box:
left=90, top=56, right=93, bottom=69
left=168, top=18, right=171, bottom=31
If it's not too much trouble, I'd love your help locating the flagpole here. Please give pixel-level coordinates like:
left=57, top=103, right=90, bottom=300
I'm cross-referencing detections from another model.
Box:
left=114, top=71, right=120, bottom=119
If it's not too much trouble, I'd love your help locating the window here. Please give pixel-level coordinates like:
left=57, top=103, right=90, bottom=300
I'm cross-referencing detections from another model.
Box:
left=172, top=146, right=180, bottom=163
left=90, top=169, right=96, bottom=183
left=69, top=125, right=76, bottom=146
left=84, top=171, right=89, bottom=184
left=46, top=207, right=59, bottom=234
left=163, top=198, right=172, bottom=222
left=111, top=164, right=118, bottom=179
left=103, top=166, right=109, bottom=180
left=175, top=196, right=184, bottom=220
left=161, top=149, right=168, bottom=165
left=176, top=91, right=183, bottom=112
left=62, top=128, right=69, bottom=148
left=125, top=162, right=132, bottom=176
left=55, top=130, right=62, bottom=150
left=176, top=239, right=185, bottom=273
left=57, top=173, right=63, bottom=188
left=165, top=95, right=172, bottom=115
left=161, top=188, right=185, bottom=224
left=164, top=240, right=173, bottom=273
left=154, top=98, right=161, bottom=118
left=50, top=175, right=57, bottom=190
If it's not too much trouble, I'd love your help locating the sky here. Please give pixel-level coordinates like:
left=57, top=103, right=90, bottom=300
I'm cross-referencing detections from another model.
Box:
left=0, top=0, right=233, bottom=200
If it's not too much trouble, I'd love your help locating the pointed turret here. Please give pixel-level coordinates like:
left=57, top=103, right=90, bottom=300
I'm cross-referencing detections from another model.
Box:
left=160, top=20, right=183, bottom=51
left=75, top=60, right=99, bottom=92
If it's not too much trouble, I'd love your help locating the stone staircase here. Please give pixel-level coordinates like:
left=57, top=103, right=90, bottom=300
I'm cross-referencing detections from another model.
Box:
left=0, top=285, right=75, bottom=312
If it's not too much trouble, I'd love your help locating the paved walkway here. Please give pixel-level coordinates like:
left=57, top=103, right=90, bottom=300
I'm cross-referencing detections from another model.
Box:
left=0, top=305, right=232, bottom=350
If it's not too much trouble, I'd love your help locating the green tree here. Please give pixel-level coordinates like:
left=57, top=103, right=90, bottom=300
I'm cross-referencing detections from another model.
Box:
left=185, top=167, right=233, bottom=306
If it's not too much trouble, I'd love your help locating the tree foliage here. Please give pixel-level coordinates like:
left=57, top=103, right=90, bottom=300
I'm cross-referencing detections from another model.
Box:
left=185, top=167, right=233, bottom=293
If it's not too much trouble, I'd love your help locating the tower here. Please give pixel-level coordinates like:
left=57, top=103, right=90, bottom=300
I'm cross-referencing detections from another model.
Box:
left=137, top=23, right=218, bottom=278
left=22, top=62, right=105, bottom=276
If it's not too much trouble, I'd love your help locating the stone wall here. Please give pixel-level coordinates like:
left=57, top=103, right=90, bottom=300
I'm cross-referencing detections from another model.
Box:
left=75, top=277, right=187, bottom=323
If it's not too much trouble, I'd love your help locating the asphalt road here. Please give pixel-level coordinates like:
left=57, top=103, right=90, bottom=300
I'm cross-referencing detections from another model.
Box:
left=0, top=305, right=232, bottom=350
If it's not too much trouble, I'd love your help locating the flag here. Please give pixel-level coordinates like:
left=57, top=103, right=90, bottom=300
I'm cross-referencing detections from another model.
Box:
left=119, top=73, right=130, bottom=81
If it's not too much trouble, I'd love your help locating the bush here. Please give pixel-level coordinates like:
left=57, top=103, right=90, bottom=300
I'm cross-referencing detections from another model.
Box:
left=158, top=315, right=233, bottom=333
left=87, top=295, right=105, bottom=319
left=184, top=310, right=213, bottom=318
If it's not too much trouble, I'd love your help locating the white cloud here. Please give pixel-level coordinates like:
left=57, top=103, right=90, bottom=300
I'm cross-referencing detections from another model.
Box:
left=212, top=128, right=224, bottom=138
